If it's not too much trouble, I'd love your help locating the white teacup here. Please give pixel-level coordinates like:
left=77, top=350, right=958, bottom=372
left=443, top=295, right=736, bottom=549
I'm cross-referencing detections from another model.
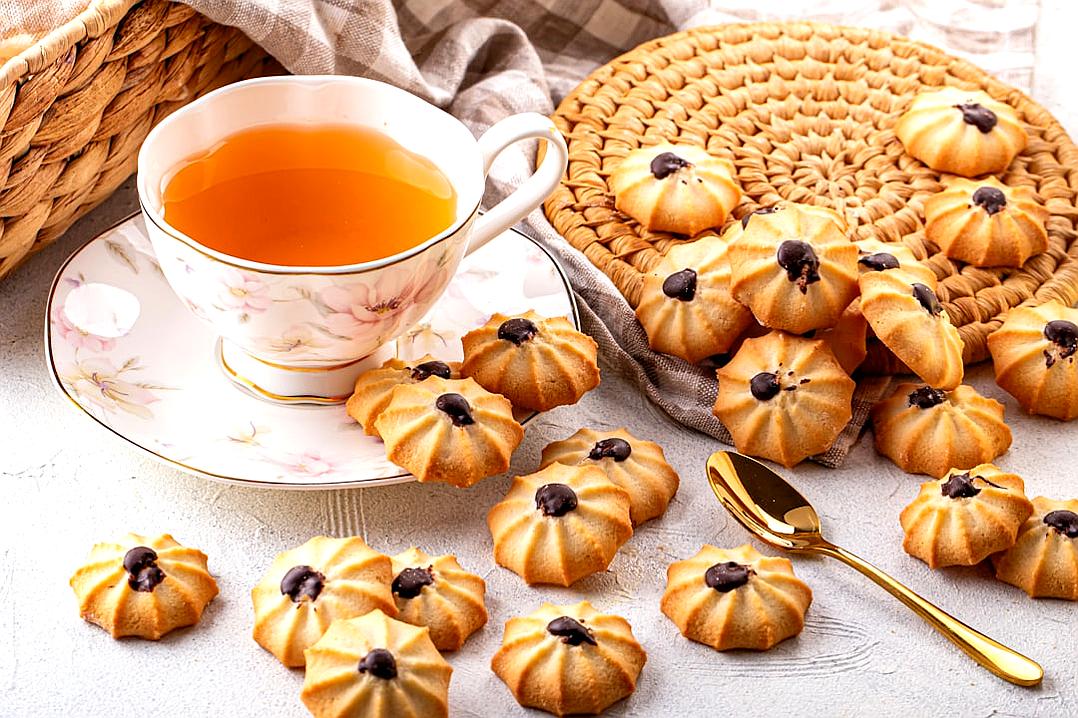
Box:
left=137, top=76, right=568, bottom=403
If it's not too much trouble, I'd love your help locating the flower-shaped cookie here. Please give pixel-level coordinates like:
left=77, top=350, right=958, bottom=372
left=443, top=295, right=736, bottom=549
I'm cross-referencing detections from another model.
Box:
left=390, top=547, right=488, bottom=652
left=346, top=355, right=461, bottom=436
left=993, top=497, right=1078, bottom=600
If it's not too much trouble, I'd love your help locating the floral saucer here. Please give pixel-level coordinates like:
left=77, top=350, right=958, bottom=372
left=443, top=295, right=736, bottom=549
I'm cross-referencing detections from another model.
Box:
left=46, top=214, right=578, bottom=489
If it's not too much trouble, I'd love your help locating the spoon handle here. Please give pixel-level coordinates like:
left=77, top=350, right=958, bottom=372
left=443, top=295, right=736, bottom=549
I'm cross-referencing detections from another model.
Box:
left=814, top=541, right=1043, bottom=686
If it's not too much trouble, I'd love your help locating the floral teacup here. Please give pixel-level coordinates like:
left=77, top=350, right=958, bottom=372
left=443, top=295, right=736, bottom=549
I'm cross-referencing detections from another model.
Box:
left=137, top=76, right=568, bottom=403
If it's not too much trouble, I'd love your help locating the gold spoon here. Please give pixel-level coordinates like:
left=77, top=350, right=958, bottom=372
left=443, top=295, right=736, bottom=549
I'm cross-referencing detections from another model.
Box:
left=706, top=450, right=1043, bottom=687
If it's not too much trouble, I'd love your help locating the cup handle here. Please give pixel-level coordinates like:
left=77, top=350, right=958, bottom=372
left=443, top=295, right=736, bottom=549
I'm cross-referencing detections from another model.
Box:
left=466, top=112, right=569, bottom=255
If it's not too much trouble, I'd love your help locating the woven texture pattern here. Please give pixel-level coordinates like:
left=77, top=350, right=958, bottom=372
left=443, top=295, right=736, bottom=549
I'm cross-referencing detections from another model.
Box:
left=0, top=0, right=279, bottom=280
left=544, top=22, right=1078, bottom=370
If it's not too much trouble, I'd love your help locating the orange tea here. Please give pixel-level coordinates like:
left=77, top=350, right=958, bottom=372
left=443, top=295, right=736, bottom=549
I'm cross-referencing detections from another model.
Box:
left=162, top=124, right=457, bottom=266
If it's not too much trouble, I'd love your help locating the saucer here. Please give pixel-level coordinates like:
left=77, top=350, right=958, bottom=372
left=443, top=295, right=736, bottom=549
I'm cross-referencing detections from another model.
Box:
left=46, top=214, right=579, bottom=489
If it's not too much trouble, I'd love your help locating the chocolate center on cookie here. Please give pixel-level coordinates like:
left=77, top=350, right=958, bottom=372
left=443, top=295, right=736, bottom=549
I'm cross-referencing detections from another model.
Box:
left=907, top=386, right=947, bottom=409
left=940, top=472, right=981, bottom=499
left=498, top=317, right=538, bottom=345
left=858, top=252, right=900, bottom=272
left=912, top=283, right=943, bottom=316
left=955, top=102, right=998, bottom=133
left=971, top=186, right=1007, bottom=215
left=123, top=546, right=165, bottom=593
left=588, top=437, right=632, bottom=462
left=750, top=372, right=782, bottom=401
left=704, top=561, right=752, bottom=592
left=662, top=268, right=697, bottom=301
left=1044, top=510, right=1078, bottom=538
left=546, top=616, right=597, bottom=646
left=410, top=360, right=452, bottom=381
left=535, top=483, right=579, bottom=517
left=741, top=205, right=780, bottom=229
left=281, top=565, right=326, bottom=602
left=1043, top=319, right=1078, bottom=368
left=435, top=393, right=475, bottom=427
left=649, top=152, right=691, bottom=180
left=357, top=648, right=398, bottom=679
left=776, top=240, right=820, bottom=293
left=392, top=566, right=434, bottom=599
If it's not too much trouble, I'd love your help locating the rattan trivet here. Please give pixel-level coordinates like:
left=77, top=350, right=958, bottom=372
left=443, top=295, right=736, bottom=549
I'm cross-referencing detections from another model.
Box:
left=544, top=21, right=1078, bottom=372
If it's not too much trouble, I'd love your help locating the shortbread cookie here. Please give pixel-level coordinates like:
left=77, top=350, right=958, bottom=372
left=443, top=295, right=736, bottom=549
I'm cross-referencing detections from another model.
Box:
left=900, top=464, right=1033, bottom=568
left=988, top=301, right=1078, bottom=420
left=713, top=331, right=855, bottom=467
left=540, top=427, right=680, bottom=525
left=895, top=87, right=1027, bottom=176
left=727, top=201, right=859, bottom=333
left=925, top=176, right=1049, bottom=267
left=487, top=462, right=632, bottom=586
left=992, top=497, right=1078, bottom=600
left=70, top=533, right=218, bottom=640
left=854, top=237, right=937, bottom=288
left=816, top=299, right=869, bottom=375
left=346, top=355, right=460, bottom=436
left=661, top=544, right=812, bottom=651
left=302, top=609, right=452, bottom=718
left=375, top=376, right=523, bottom=487
left=390, top=548, right=487, bottom=652
left=634, top=234, right=754, bottom=363
left=462, top=311, right=600, bottom=411
left=252, top=536, right=396, bottom=667
left=491, top=601, right=646, bottom=716
left=871, top=383, right=1012, bottom=477
left=609, top=142, right=740, bottom=236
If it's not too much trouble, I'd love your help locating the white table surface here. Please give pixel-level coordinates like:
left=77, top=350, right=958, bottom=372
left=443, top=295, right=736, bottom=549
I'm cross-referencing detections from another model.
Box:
left=3, top=5, right=1077, bottom=716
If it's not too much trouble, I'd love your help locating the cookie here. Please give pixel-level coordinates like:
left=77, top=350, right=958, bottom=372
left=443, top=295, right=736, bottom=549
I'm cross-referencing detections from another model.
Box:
left=992, top=497, right=1078, bottom=600
left=815, top=299, right=869, bottom=375
left=871, top=383, right=1012, bottom=477
left=346, top=355, right=460, bottom=436
left=461, top=311, right=600, bottom=411
left=491, top=600, right=646, bottom=716
left=487, top=462, right=632, bottom=586
left=375, top=376, right=523, bottom=487
left=301, top=609, right=452, bottom=718
left=390, top=547, right=487, bottom=652
left=854, top=237, right=937, bottom=288
left=895, top=87, right=1027, bottom=176
left=713, top=331, right=855, bottom=467
left=70, top=533, right=218, bottom=640
left=988, top=301, right=1078, bottom=420
left=900, top=464, right=1033, bottom=568
left=661, top=544, right=812, bottom=651
left=634, top=234, right=754, bottom=363
left=609, top=142, right=740, bottom=236
left=925, top=176, right=1049, bottom=268
left=251, top=536, right=396, bottom=667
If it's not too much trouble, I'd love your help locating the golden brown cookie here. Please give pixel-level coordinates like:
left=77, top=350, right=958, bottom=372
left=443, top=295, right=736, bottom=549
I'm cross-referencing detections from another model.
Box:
left=727, top=202, right=859, bottom=333
left=661, top=544, right=812, bottom=651
left=375, top=376, right=523, bottom=487
left=609, top=142, right=740, bottom=236
left=872, top=383, right=1012, bottom=477
left=859, top=266, right=964, bottom=390
left=251, top=536, right=396, bottom=667
left=900, top=464, right=1033, bottom=568
left=854, top=238, right=938, bottom=288
left=487, top=462, right=632, bottom=586
left=346, top=355, right=461, bottom=436
left=70, top=533, right=218, bottom=640
left=301, top=609, right=452, bottom=718
left=491, top=600, right=646, bottom=716
left=390, top=547, right=487, bottom=652
left=992, top=497, right=1078, bottom=600
left=634, top=234, right=754, bottom=363
left=988, top=301, right=1078, bottom=420
left=925, top=176, right=1049, bottom=267
left=461, top=311, right=600, bottom=411
left=895, top=87, right=1027, bottom=176
left=713, top=331, right=855, bottom=467
left=817, top=299, right=869, bottom=375
left=539, top=427, right=680, bottom=525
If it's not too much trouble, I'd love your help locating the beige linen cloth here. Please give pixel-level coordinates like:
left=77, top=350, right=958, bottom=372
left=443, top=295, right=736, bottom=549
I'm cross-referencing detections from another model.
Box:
left=4, top=0, right=895, bottom=466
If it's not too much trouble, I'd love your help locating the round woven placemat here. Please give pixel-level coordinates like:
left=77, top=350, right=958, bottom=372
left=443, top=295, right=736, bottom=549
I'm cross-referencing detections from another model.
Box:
left=544, top=21, right=1078, bottom=371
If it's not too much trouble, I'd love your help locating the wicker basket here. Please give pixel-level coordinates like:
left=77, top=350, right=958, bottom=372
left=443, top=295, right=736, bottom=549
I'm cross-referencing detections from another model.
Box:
left=0, top=0, right=280, bottom=280
left=544, top=22, right=1078, bottom=371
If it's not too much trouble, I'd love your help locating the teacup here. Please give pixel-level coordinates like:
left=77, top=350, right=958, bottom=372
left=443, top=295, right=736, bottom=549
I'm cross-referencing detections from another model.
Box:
left=137, top=76, right=568, bottom=403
